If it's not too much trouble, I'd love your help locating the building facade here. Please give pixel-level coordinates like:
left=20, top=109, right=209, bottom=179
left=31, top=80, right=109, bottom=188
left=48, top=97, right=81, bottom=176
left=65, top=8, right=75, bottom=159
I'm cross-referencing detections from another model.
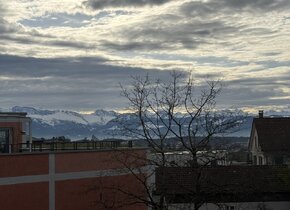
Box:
left=0, top=112, right=32, bottom=153
left=248, top=111, right=290, bottom=165
left=0, top=149, right=147, bottom=210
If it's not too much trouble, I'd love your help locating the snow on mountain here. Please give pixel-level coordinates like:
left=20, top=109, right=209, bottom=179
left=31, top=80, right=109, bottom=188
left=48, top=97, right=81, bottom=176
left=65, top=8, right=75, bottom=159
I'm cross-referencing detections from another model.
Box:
left=9, top=106, right=290, bottom=139
left=9, top=106, right=121, bottom=139
left=12, top=106, right=87, bottom=126
left=30, top=111, right=88, bottom=126
left=11, top=106, right=117, bottom=126
left=82, top=110, right=117, bottom=125
left=12, top=106, right=55, bottom=115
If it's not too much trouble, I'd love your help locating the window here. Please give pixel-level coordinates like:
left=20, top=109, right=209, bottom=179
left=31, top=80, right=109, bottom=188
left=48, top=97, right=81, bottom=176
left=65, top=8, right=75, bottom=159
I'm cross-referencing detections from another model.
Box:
left=253, top=155, right=257, bottom=165
left=259, top=156, right=263, bottom=165
left=0, top=129, right=10, bottom=153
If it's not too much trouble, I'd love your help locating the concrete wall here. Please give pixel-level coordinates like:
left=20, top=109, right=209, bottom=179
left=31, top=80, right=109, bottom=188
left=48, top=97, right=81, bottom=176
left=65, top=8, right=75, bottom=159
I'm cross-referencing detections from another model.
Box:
left=0, top=149, right=147, bottom=210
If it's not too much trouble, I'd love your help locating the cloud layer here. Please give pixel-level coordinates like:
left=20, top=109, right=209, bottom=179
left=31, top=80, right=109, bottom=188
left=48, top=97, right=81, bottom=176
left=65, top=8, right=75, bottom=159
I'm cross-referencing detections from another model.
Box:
left=83, top=0, right=171, bottom=10
left=0, top=54, right=180, bottom=110
left=0, top=0, right=290, bottom=111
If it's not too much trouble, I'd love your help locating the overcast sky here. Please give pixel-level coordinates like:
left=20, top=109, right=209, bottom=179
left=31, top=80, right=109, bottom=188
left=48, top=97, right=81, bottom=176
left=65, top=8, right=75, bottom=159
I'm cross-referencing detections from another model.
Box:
left=0, top=0, right=290, bottom=113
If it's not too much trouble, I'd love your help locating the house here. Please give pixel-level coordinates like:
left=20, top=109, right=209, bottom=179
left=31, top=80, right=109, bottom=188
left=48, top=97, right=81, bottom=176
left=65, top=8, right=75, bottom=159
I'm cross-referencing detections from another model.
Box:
left=248, top=110, right=290, bottom=165
left=0, top=112, right=32, bottom=153
left=155, top=165, right=290, bottom=210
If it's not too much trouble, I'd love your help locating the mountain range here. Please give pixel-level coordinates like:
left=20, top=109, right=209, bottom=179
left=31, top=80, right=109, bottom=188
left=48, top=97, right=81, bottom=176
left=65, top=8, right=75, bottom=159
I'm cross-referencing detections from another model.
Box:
left=5, top=106, right=290, bottom=140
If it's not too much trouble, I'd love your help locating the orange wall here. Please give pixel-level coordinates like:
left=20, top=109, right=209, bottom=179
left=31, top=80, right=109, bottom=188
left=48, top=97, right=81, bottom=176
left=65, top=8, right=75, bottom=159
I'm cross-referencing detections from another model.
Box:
left=56, top=149, right=147, bottom=173
left=56, top=174, right=147, bottom=210
left=0, top=149, right=147, bottom=210
left=0, top=153, right=48, bottom=177
left=0, top=182, right=49, bottom=210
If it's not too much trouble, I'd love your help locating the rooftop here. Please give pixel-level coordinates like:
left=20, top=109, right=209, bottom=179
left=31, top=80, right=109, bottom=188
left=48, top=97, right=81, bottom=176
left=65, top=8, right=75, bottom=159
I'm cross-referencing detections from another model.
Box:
left=252, top=116, right=290, bottom=153
left=0, top=112, right=28, bottom=117
left=155, top=165, right=290, bottom=203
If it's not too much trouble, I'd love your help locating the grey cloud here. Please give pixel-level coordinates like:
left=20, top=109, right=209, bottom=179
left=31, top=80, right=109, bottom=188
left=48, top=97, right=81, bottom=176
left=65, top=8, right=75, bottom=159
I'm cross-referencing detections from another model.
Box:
left=221, top=0, right=290, bottom=11
left=0, top=17, right=33, bottom=52
left=0, top=18, right=19, bottom=34
left=97, top=0, right=286, bottom=53
left=261, top=52, right=282, bottom=57
left=239, top=27, right=276, bottom=36
left=256, top=60, right=290, bottom=69
left=0, top=54, right=180, bottom=110
left=100, top=40, right=175, bottom=51
left=1, top=55, right=289, bottom=111
left=226, top=76, right=290, bottom=87
left=192, top=72, right=223, bottom=80
left=0, top=34, right=36, bottom=45
left=180, top=0, right=290, bottom=17
left=101, top=19, right=238, bottom=52
left=0, top=6, right=92, bottom=51
left=217, top=75, right=290, bottom=107
left=194, top=56, right=250, bottom=67
left=0, top=3, right=6, bottom=16
left=47, top=40, right=95, bottom=49
left=0, top=33, right=95, bottom=50
left=179, top=1, right=216, bottom=17
left=0, top=17, right=38, bottom=47
left=83, top=0, right=171, bottom=10
left=219, top=86, right=286, bottom=107
left=1, top=54, right=289, bottom=110
left=0, top=3, right=23, bottom=35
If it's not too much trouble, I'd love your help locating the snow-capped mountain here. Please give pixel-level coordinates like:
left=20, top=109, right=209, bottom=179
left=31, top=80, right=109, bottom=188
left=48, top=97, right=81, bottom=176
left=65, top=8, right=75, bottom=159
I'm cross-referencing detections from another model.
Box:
left=9, top=106, right=290, bottom=140
left=11, top=106, right=120, bottom=139
left=83, top=110, right=117, bottom=125
left=12, top=106, right=117, bottom=126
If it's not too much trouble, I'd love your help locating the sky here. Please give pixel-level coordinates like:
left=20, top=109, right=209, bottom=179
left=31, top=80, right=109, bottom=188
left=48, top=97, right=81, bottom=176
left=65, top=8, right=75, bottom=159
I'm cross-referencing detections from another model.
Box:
left=0, top=0, right=290, bottom=113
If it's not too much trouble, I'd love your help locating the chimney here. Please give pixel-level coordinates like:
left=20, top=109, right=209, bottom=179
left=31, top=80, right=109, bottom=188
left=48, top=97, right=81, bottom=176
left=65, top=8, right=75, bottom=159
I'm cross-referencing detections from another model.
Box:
left=258, top=110, right=264, bottom=118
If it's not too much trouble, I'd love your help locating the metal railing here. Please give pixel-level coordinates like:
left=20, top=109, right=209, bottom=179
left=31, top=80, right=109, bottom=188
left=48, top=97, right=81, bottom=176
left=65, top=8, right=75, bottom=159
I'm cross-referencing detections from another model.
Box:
left=0, top=140, right=133, bottom=153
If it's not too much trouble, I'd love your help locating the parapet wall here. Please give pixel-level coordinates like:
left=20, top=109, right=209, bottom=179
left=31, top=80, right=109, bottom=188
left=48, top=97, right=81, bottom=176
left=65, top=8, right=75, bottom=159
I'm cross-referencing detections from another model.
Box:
left=0, top=149, right=147, bottom=210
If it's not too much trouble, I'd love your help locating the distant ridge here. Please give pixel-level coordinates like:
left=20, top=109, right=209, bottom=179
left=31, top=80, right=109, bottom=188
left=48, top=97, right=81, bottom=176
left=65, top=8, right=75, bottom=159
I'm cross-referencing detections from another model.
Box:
left=8, top=106, right=290, bottom=140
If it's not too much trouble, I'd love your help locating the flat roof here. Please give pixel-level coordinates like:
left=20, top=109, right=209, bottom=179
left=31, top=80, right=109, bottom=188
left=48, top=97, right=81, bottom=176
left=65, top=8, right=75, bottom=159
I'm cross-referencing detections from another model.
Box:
left=0, top=112, right=27, bottom=117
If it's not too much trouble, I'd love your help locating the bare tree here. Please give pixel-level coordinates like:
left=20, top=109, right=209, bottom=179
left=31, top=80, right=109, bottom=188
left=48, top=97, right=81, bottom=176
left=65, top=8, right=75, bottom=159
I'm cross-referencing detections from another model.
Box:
left=97, top=71, right=243, bottom=210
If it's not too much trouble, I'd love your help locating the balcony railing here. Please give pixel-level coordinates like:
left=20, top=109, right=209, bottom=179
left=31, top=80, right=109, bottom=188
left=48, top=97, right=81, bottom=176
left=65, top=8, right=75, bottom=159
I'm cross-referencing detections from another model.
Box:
left=0, top=140, right=133, bottom=153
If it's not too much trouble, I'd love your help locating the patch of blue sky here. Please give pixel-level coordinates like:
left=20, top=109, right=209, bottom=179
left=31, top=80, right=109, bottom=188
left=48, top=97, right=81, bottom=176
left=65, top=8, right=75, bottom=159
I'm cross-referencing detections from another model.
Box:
left=20, top=11, right=110, bottom=28
left=256, top=60, right=290, bottom=69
